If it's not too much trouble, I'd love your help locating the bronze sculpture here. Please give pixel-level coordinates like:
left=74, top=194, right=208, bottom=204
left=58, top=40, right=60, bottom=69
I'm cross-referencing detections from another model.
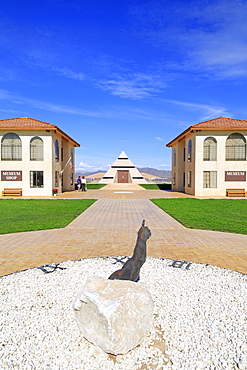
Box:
left=108, top=220, right=151, bottom=282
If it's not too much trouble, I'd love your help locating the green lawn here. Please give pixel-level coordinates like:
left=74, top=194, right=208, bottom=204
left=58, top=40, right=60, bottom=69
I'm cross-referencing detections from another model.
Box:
left=86, top=184, right=106, bottom=189
left=0, top=199, right=97, bottom=234
left=74, top=183, right=106, bottom=189
left=140, top=183, right=172, bottom=190
left=151, top=198, right=247, bottom=235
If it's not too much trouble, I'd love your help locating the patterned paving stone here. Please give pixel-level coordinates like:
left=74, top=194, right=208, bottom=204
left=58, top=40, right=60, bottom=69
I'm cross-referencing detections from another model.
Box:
left=0, top=185, right=246, bottom=276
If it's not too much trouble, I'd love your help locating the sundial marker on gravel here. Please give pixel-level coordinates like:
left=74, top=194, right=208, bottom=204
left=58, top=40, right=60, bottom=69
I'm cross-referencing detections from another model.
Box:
left=169, top=260, right=192, bottom=270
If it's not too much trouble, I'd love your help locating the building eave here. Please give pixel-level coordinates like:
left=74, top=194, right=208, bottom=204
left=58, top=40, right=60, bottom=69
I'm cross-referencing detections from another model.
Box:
left=166, top=125, right=247, bottom=147
left=55, top=127, right=80, bottom=147
left=0, top=124, right=80, bottom=147
left=166, top=127, right=192, bottom=147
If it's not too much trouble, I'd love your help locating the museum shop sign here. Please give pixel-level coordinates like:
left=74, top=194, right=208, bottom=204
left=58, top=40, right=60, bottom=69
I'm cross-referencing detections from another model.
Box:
left=225, top=171, right=246, bottom=181
left=1, top=171, right=22, bottom=181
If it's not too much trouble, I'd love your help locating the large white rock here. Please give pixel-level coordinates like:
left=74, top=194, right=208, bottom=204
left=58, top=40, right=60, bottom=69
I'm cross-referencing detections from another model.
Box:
left=73, top=276, right=154, bottom=355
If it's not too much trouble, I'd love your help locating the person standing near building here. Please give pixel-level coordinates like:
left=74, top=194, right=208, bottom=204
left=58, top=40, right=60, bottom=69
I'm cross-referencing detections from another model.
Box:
left=76, top=176, right=82, bottom=191
left=81, top=176, right=87, bottom=191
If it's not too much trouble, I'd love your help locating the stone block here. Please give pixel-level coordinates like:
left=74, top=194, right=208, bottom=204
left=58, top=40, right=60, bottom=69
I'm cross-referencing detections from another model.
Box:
left=73, top=276, right=154, bottom=355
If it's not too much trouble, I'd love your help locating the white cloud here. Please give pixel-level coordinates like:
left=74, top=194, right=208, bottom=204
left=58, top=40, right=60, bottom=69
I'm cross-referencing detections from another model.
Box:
left=78, top=161, right=94, bottom=168
left=155, top=137, right=164, bottom=141
left=0, top=108, right=23, bottom=114
left=0, top=90, right=12, bottom=99
left=76, top=161, right=109, bottom=172
left=0, top=89, right=181, bottom=124
left=97, top=72, right=163, bottom=99
left=156, top=164, right=170, bottom=168
left=138, top=163, right=171, bottom=169
left=80, top=146, right=89, bottom=150
left=189, top=1, right=247, bottom=74
left=131, top=0, right=247, bottom=78
left=21, top=41, right=87, bottom=81
left=163, top=99, right=230, bottom=120
left=0, top=89, right=121, bottom=118
left=55, top=67, right=85, bottom=81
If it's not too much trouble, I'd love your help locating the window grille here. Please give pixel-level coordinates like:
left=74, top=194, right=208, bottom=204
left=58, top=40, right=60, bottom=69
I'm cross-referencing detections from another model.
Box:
left=203, top=171, right=217, bottom=188
left=203, top=137, right=217, bottom=161
left=1, top=133, right=22, bottom=161
left=30, top=137, right=43, bottom=161
left=226, top=133, right=246, bottom=161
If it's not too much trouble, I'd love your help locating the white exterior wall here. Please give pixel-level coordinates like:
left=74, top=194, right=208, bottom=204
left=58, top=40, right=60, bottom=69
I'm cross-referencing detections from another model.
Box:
left=171, top=129, right=247, bottom=196
left=0, top=130, right=75, bottom=196
left=171, top=133, right=195, bottom=195
left=195, top=131, right=247, bottom=196
left=60, top=138, right=74, bottom=192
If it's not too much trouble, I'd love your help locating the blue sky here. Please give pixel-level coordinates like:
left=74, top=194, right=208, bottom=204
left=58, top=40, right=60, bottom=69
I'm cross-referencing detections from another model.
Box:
left=1, top=0, right=247, bottom=171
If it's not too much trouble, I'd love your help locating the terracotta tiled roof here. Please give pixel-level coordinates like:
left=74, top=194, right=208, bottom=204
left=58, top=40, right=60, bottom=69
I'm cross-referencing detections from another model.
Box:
left=192, top=117, right=247, bottom=128
left=0, top=117, right=80, bottom=147
left=166, top=117, right=247, bottom=147
left=0, top=117, right=56, bottom=129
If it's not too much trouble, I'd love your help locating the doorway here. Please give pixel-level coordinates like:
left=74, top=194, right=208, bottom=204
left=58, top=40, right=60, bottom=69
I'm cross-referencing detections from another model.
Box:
left=117, top=170, right=129, bottom=183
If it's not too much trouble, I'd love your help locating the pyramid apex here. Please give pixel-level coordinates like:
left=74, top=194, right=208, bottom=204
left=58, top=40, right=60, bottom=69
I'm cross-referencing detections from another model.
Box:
left=118, top=151, right=128, bottom=159
left=99, top=150, right=147, bottom=184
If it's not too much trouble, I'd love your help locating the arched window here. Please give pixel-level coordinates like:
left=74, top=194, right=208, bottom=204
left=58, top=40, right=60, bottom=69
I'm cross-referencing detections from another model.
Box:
left=55, top=140, right=59, bottom=162
left=203, top=137, right=217, bottom=161
left=188, top=140, right=192, bottom=162
left=1, top=133, right=22, bottom=161
left=173, top=149, right=176, bottom=166
left=70, top=148, right=74, bottom=168
left=226, top=133, right=246, bottom=161
left=30, top=137, right=43, bottom=161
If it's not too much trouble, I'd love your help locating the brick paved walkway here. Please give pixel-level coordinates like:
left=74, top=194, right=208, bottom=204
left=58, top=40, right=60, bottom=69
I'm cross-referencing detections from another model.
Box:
left=0, top=184, right=246, bottom=276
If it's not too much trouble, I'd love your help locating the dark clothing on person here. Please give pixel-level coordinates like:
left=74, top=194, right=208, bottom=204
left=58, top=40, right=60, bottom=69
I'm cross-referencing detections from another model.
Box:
left=77, top=177, right=82, bottom=191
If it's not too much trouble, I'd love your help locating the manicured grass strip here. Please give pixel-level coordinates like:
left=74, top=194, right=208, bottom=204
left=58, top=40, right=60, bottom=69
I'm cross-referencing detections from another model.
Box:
left=0, top=199, right=97, bottom=234
left=140, top=183, right=172, bottom=190
left=151, top=198, right=247, bottom=235
left=86, top=184, right=106, bottom=189
left=140, top=184, right=160, bottom=189
left=74, top=184, right=106, bottom=189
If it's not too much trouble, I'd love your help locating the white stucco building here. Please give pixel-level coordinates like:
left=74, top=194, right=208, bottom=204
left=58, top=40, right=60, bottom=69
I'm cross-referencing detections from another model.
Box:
left=0, top=117, right=80, bottom=196
left=99, top=151, right=147, bottom=184
left=166, top=117, right=247, bottom=196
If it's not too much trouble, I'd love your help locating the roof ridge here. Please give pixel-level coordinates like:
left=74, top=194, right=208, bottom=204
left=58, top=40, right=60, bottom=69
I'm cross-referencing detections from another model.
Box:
left=192, top=116, right=247, bottom=127
left=191, top=116, right=223, bottom=127
left=0, top=117, right=80, bottom=147
left=0, top=117, right=57, bottom=127
left=166, top=116, right=247, bottom=147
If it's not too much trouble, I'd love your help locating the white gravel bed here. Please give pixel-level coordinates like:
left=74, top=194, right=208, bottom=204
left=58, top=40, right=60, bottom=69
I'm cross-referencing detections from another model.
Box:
left=0, top=257, right=246, bottom=370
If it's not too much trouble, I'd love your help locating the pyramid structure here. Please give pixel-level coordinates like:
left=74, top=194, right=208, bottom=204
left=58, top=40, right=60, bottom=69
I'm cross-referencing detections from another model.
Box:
left=99, top=151, right=147, bottom=184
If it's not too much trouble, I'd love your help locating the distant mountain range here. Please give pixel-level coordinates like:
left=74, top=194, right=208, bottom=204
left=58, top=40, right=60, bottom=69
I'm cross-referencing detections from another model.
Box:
left=138, top=168, right=171, bottom=178
left=75, top=168, right=171, bottom=178
left=75, top=170, right=102, bottom=177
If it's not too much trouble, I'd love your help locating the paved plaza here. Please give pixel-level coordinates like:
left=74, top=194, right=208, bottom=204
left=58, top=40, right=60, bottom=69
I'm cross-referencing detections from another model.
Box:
left=0, top=184, right=246, bottom=276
